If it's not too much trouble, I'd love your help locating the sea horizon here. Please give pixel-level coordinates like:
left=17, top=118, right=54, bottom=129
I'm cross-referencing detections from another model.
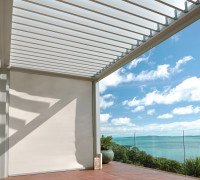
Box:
left=112, top=135, right=200, bottom=138
left=112, top=136, right=200, bottom=163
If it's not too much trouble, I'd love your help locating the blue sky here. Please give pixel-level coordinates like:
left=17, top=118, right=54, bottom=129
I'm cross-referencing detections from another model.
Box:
left=99, top=19, right=200, bottom=137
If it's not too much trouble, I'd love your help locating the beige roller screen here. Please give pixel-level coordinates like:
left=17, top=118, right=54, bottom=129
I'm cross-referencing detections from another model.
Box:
left=8, top=71, right=93, bottom=175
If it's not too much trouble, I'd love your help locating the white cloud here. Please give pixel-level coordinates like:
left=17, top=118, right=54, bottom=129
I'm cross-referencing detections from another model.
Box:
left=147, top=109, right=155, bottom=115
left=172, top=105, right=200, bottom=115
left=171, top=34, right=180, bottom=42
left=101, top=119, right=200, bottom=135
left=99, top=69, right=133, bottom=93
left=99, top=56, right=193, bottom=94
left=111, top=117, right=134, bottom=126
left=171, top=56, right=194, bottom=73
left=123, top=76, right=200, bottom=107
left=100, top=94, right=114, bottom=109
left=133, top=56, right=193, bottom=81
left=133, top=64, right=170, bottom=81
left=157, top=113, right=173, bottom=119
left=132, top=106, right=145, bottom=113
left=128, top=52, right=151, bottom=69
left=100, top=114, right=111, bottom=123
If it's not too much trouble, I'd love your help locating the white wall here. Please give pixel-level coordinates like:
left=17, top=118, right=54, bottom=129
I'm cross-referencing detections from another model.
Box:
left=8, top=71, right=93, bottom=175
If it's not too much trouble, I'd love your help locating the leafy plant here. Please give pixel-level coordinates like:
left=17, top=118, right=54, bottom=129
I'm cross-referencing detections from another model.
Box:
left=101, top=135, right=114, bottom=150
left=186, top=157, right=200, bottom=177
left=153, top=157, right=183, bottom=174
left=112, top=143, right=129, bottom=163
left=101, top=136, right=200, bottom=178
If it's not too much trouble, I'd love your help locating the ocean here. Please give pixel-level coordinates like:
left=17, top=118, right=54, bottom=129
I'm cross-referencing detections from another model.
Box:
left=113, top=136, right=200, bottom=162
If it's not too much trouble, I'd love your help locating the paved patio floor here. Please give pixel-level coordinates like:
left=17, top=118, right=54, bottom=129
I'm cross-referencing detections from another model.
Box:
left=4, top=161, right=198, bottom=180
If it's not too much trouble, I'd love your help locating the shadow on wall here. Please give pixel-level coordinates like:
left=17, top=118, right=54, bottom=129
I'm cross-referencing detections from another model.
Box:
left=0, top=125, right=5, bottom=138
left=0, top=71, right=93, bottom=174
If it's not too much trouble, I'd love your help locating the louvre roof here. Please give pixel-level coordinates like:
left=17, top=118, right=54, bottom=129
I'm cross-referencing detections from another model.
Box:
left=1, top=0, right=200, bottom=80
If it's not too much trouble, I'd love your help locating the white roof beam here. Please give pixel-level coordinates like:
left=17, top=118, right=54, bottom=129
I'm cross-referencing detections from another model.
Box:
left=122, top=0, right=175, bottom=19
left=11, top=60, right=100, bottom=74
left=10, top=50, right=110, bottom=65
left=12, top=34, right=119, bottom=57
left=188, top=0, right=200, bottom=4
left=11, top=38, right=117, bottom=58
left=12, top=22, right=136, bottom=47
left=155, top=0, right=186, bottom=12
left=11, top=40, right=115, bottom=60
left=11, top=44, right=113, bottom=62
left=13, top=6, right=148, bottom=39
left=12, top=30, right=124, bottom=53
left=90, top=0, right=166, bottom=25
left=20, top=0, right=157, bottom=32
left=12, top=17, right=141, bottom=43
left=10, top=55, right=106, bottom=69
left=57, top=0, right=157, bottom=33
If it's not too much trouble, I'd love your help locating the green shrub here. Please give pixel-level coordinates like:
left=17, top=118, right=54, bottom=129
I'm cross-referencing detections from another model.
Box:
left=112, top=143, right=129, bottom=163
left=107, top=136, right=200, bottom=178
left=153, top=157, right=183, bottom=174
left=186, top=157, right=200, bottom=177
left=101, top=135, right=114, bottom=150
left=128, top=147, right=139, bottom=164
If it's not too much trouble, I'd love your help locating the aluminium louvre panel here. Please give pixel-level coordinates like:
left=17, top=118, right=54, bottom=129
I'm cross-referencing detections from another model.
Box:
left=11, top=60, right=100, bottom=74
left=11, top=39, right=117, bottom=59
left=10, top=43, right=113, bottom=64
left=188, top=0, right=200, bottom=4
left=10, top=50, right=110, bottom=66
left=122, top=0, right=176, bottom=18
left=10, top=0, right=200, bottom=78
left=155, top=0, right=192, bottom=12
left=11, top=44, right=114, bottom=63
left=12, top=34, right=120, bottom=57
left=12, top=7, right=149, bottom=39
left=97, top=1, right=200, bottom=80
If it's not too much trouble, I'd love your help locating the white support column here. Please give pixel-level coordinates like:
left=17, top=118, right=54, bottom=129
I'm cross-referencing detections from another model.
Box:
left=0, top=69, right=9, bottom=179
left=0, top=0, right=13, bottom=68
left=92, top=81, right=100, bottom=157
left=0, top=1, right=12, bottom=176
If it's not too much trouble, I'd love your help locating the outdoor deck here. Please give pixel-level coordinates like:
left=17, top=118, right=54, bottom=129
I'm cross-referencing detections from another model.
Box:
left=4, top=161, right=197, bottom=180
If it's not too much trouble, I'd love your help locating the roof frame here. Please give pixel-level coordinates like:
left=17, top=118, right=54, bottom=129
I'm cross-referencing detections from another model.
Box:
left=7, top=0, right=200, bottom=80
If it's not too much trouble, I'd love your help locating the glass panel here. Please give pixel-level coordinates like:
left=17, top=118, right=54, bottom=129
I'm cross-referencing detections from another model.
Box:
left=184, top=129, right=200, bottom=161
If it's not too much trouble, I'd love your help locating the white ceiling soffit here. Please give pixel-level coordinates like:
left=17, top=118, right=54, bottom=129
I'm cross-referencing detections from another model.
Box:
left=9, top=0, right=200, bottom=79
